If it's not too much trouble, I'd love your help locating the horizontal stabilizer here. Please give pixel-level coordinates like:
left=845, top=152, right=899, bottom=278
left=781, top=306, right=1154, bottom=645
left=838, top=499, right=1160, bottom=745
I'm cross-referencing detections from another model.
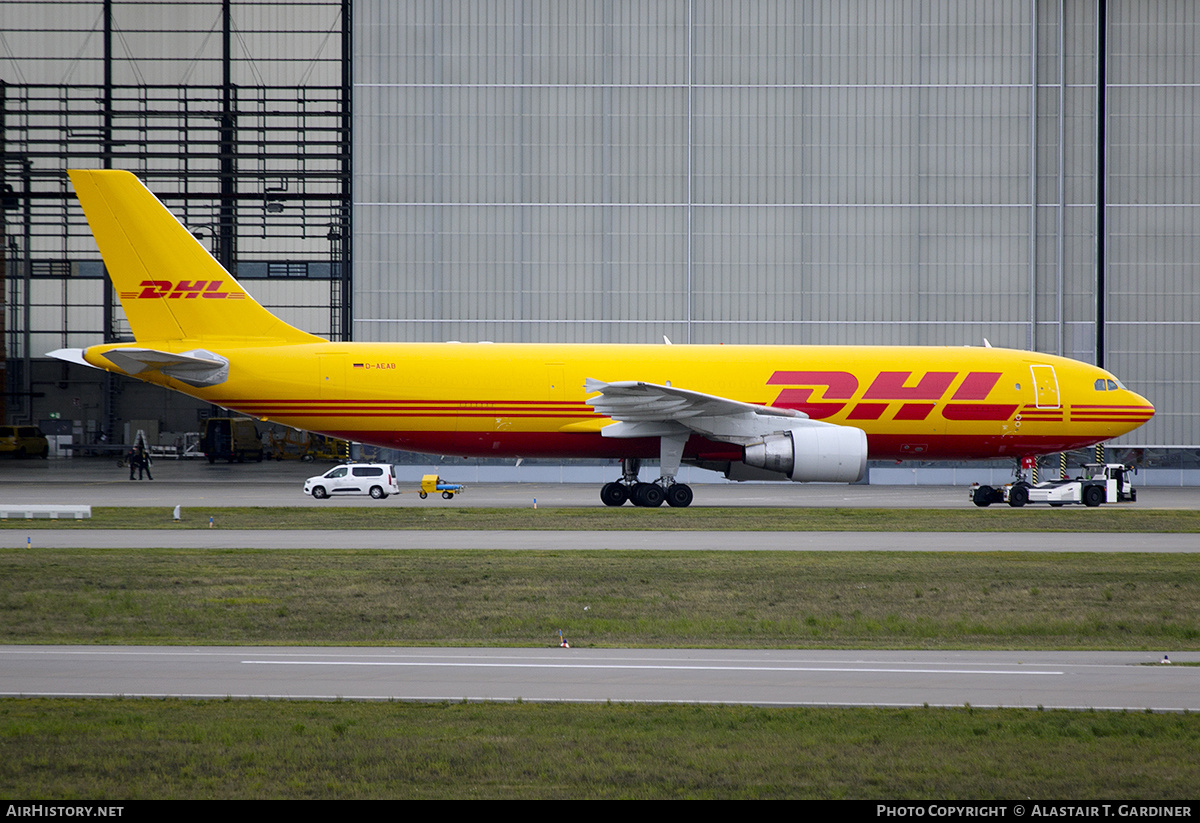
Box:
left=46, top=348, right=95, bottom=368
left=99, top=348, right=230, bottom=388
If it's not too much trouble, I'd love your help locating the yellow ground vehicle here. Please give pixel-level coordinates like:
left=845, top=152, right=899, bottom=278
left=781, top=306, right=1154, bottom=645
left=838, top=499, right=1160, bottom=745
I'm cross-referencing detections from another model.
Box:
left=419, top=474, right=466, bottom=500
left=0, top=426, right=49, bottom=459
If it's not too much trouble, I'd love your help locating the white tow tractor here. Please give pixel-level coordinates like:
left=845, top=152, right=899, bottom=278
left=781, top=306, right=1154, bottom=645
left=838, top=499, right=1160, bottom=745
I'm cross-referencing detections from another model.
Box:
left=970, top=463, right=1138, bottom=508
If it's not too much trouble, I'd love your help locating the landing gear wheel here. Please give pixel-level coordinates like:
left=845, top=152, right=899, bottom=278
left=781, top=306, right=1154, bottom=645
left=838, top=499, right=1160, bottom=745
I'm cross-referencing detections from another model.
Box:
left=600, top=482, right=628, bottom=507
left=1083, top=485, right=1104, bottom=507
left=665, top=483, right=693, bottom=508
left=311, top=486, right=328, bottom=500
left=370, top=486, right=386, bottom=499
left=632, top=483, right=664, bottom=508
left=1008, top=485, right=1029, bottom=508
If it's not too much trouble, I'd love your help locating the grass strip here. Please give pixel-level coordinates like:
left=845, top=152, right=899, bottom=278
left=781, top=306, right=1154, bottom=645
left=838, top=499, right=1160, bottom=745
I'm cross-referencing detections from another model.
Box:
left=3, top=549, right=1198, bottom=649
left=3, top=699, right=1198, bottom=799
left=3, top=505, right=1200, bottom=531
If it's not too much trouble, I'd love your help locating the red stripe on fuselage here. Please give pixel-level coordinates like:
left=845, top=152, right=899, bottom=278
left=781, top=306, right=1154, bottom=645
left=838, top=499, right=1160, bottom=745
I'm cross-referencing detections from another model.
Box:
left=846, top=403, right=888, bottom=420
left=940, top=404, right=1018, bottom=421
left=893, top=403, right=934, bottom=421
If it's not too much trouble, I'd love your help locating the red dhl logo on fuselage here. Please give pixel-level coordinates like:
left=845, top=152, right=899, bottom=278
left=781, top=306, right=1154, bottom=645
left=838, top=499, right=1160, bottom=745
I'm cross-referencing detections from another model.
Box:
left=768, top=370, right=1018, bottom=421
left=121, top=280, right=245, bottom=300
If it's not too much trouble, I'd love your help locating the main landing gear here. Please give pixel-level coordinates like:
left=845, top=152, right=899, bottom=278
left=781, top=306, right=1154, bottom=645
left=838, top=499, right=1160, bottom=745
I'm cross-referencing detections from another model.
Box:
left=600, top=439, right=695, bottom=509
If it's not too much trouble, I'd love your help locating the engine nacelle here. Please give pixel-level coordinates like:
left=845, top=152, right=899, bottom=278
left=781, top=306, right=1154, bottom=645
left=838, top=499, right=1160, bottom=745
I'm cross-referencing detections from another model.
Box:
left=742, top=426, right=867, bottom=483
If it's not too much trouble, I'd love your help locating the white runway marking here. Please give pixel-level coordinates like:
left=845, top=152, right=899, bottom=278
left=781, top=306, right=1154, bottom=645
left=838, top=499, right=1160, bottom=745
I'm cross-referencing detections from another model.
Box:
left=241, top=659, right=1063, bottom=676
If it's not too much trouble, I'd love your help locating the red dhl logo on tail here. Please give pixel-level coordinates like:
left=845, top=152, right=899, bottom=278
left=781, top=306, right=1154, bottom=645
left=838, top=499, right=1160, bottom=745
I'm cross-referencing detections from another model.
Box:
left=121, top=280, right=245, bottom=300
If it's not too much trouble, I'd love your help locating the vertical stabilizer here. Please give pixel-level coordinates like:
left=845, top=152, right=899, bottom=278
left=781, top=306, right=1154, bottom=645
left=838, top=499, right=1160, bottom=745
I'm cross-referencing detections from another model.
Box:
left=69, top=169, right=321, bottom=345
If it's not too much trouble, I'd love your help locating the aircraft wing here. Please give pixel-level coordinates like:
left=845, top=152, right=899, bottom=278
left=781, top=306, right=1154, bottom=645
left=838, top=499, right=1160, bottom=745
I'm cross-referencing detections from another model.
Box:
left=584, top=378, right=821, bottom=444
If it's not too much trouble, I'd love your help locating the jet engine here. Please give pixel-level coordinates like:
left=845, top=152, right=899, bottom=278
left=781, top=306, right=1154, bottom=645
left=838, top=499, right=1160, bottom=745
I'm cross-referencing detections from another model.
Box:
left=742, top=425, right=868, bottom=483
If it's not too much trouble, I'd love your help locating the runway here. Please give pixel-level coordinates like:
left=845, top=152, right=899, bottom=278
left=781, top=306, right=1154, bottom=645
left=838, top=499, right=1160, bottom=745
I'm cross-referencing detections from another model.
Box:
left=2, top=646, right=1196, bottom=710
left=3, top=458, right=1199, bottom=509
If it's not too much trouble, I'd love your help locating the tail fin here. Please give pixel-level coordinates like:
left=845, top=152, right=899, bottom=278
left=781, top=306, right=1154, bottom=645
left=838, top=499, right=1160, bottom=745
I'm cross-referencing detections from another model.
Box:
left=69, top=169, right=321, bottom=345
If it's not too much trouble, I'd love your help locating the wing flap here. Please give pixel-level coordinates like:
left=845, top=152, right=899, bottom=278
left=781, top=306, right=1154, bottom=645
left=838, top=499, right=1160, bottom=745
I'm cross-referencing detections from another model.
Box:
left=584, top=378, right=805, bottom=422
left=585, top=378, right=835, bottom=445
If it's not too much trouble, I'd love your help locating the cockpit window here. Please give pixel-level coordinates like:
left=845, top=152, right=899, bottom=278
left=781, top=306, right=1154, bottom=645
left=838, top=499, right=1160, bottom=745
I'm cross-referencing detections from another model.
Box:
left=1094, top=379, right=1108, bottom=391
left=1106, top=379, right=1119, bottom=391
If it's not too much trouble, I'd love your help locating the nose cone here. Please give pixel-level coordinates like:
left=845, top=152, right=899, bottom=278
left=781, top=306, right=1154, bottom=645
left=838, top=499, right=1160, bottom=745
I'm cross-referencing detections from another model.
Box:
left=1119, top=389, right=1155, bottom=435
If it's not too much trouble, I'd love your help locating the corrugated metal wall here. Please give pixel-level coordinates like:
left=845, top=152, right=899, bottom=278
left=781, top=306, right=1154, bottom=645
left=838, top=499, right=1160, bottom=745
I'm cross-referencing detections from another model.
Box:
left=1105, top=2, right=1200, bottom=447
left=353, top=0, right=1198, bottom=448
left=3, top=0, right=346, bottom=349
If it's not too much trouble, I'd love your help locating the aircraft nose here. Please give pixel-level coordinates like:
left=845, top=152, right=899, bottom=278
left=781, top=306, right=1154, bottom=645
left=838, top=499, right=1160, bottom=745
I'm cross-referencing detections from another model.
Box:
left=1136, top=392, right=1154, bottom=418
left=1122, top=389, right=1155, bottom=432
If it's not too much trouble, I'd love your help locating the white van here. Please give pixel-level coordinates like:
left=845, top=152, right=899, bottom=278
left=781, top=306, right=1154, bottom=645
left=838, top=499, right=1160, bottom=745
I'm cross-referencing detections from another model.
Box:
left=303, top=463, right=400, bottom=500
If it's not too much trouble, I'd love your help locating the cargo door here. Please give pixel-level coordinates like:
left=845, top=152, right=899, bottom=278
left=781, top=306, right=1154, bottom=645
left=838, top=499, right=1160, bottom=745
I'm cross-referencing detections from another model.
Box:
left=546, top=363, right=565, bottom=402
left=318, top=352, right=347, bottom=399
left=1030, top=364, right=1060, bottom=409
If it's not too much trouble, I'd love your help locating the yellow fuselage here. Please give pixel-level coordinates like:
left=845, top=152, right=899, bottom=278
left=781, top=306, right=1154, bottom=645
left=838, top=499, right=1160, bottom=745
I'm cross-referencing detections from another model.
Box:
left=85, top=340, right=1154, bottom=462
